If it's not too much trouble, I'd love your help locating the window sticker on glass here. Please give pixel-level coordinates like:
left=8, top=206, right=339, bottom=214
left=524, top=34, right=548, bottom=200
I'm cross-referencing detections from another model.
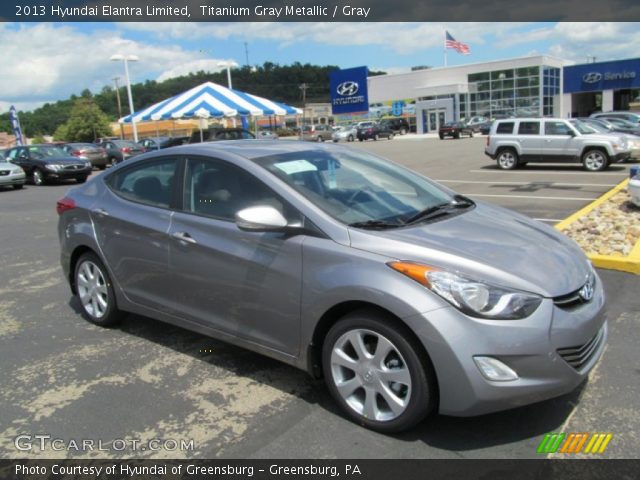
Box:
left=273, top=159, right=318, bottom=175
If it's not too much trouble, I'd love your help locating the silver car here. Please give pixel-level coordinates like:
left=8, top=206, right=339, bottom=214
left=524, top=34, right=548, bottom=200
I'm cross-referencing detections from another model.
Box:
left=332, top=125, right=358, bottom=143
left=0, top=158, right=26, bottom=189
left=57, top=141, right=606, bottom=433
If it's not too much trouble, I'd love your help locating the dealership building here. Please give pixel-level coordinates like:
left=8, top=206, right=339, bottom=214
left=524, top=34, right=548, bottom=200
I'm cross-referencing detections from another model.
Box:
left=365, top=55, right=640, bottom=134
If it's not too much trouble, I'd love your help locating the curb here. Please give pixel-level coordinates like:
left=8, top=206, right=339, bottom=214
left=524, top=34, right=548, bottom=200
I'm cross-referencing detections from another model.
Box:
left=555, top=178, right=640, bottom=275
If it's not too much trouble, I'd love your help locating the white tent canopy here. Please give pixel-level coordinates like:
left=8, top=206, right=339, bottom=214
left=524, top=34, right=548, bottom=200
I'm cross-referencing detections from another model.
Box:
left=119, top=81, right=301, bottom=124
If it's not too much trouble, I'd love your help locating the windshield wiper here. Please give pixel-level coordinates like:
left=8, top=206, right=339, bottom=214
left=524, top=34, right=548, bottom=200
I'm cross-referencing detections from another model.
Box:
left=348, top=220, right=403, bottom=230
left=404, top=196, right=475, bottom=225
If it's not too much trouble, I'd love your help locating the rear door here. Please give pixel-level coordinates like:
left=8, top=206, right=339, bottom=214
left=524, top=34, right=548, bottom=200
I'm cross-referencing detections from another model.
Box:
left=168, top=156, right=304, bottom=355
left=516, top=121, right=542, bottom=161
left=93, top=157, right=179, bottom=312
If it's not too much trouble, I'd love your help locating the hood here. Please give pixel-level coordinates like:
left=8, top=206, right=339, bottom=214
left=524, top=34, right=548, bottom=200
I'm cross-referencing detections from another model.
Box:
left=348, top=202, right=590, bottom=297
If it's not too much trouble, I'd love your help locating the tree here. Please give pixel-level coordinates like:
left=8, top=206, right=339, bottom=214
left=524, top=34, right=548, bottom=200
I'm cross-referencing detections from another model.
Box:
left=59, top=98, right=112, bottom=142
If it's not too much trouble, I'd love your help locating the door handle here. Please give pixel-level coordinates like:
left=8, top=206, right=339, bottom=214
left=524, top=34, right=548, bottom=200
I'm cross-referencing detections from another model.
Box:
left=172, top=231, right=197, bottom=244
left=92, top=208, right=109, bottom=216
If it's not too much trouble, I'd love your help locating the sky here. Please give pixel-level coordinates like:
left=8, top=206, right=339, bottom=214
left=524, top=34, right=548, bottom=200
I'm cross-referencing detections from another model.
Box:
left=1, top=21, right=639, bottom=112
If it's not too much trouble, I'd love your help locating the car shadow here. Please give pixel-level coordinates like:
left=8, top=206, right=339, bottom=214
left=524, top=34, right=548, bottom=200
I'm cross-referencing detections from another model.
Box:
left=67, top=297, right=586, bottom=452
left=479, top=164, right=628, bottom=173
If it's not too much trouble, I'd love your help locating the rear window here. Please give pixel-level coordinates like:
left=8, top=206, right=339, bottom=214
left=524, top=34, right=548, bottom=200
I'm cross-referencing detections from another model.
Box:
left=517, top=122, right=540, bottom=135
left=496, top=122, right=515, bottom=134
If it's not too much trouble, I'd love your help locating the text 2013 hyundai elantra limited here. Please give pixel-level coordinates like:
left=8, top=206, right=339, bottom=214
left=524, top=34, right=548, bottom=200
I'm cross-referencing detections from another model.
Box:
left=57, top=141, right=606, bottom=432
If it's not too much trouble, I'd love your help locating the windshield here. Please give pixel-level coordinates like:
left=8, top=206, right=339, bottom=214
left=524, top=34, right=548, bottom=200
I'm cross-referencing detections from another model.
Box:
left=581, top=121, right=608, bottom=133
left=28, top=146, right=67, bottom=158
left=570, top=120, right=599, bottom=134
left=253, top=149, right=454, bottom=226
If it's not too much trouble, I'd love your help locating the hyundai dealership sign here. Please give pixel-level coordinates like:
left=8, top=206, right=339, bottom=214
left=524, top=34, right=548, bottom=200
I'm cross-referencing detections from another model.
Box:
left=564, top=58, right=640, bottom=93
left=330, top=66, right=369, bottom=114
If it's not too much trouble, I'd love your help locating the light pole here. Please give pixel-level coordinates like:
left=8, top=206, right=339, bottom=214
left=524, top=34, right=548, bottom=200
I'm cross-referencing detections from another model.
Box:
left=110, top=54, right=139, bottom=142
left=112, top=77, right=125, bottom=139
left=217, top=61, right=234, bottom=89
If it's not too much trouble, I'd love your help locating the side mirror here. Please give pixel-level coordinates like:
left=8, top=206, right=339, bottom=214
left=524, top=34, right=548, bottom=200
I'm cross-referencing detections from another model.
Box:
left=235, top=205, right=288, bottom=232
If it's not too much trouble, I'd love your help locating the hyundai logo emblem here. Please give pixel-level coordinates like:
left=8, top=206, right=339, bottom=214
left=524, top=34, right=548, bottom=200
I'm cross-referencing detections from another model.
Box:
left=579, top=279, right=594, bottom=302
left=337, top=81, right=359, bottom=96
left=582, top=72, right=603, bottom=84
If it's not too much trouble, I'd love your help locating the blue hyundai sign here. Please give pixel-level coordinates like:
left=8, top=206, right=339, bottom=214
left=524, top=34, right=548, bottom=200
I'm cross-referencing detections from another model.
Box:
left=564, top=58, right=640, bottom=93
left=330, top=66, right=369, bottom=114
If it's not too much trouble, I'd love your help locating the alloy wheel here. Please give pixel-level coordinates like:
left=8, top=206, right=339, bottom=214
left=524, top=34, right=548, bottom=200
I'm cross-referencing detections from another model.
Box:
left=497, top=151, right=517, bottom=169
left=583, top=150, right=606, bottom=171
left=76, top=260, right=109, bottom=319
left=33, top=169, right=44, bottom=186
left=330, top=329, right=412, bottom=422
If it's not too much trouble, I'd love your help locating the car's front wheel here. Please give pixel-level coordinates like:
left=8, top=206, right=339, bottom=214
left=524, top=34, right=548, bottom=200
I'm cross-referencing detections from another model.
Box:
left=322, top=310, right=436, bottom=433
left=496, top=149, right=519, bottom=170
left=74, top=253, right=124, bottom=327
left=76, top=176, right=88, bottom=184
left=348, top=135, right=354, bottom=142
left=32, top=168, right=45, bottom=186
left=582, top=149, right=609, bottom=172
left=388, top=133, right=394, bottom=140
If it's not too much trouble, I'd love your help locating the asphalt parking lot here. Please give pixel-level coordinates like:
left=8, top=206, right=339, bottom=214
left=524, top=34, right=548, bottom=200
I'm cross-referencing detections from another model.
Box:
left=1, top=137, right=638, bottom=459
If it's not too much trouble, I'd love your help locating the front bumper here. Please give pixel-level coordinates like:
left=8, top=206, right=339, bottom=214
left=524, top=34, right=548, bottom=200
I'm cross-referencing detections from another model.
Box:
left=612, top=151, right=631, bottom=163
left=44, top=167, right=92, bottom=180
left=405, top=274, right=607, bottom=417
left=0, top=172, right=26, bottom=186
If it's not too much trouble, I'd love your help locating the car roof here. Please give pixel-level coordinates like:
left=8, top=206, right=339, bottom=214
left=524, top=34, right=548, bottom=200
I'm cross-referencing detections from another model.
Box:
left=134, top=140, right=339, bottom=161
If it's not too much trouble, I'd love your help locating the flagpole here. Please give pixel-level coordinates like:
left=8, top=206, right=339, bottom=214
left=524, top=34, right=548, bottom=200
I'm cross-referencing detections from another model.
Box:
left=444, top=30, right=448, bottom=67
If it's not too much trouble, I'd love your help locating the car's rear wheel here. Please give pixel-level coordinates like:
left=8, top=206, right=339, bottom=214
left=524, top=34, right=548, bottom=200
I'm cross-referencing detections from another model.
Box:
left=374, top=134, right=380, bottom=141
left=582, top=149, right=609, bottom=172
left=497, top=149, right=519, bottom=170
left=348, top=135, right=354, bottom=142
left=322, top=310, right=436, bottom=433
left=74, top=253, right=124, bottom=327
left=32, top=168, right=45, bottom=186
left=109, top=157, right=117, bottom=166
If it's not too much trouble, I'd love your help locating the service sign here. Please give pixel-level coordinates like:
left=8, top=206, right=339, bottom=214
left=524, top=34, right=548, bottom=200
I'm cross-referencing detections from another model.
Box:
left=564, top=58, right=640, bottom=93
left=330, top=66, right=369, bottom=114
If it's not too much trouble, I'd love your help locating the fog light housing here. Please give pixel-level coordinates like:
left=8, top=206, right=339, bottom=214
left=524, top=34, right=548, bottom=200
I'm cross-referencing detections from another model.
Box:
left=473, top=356, right=519, bottom=382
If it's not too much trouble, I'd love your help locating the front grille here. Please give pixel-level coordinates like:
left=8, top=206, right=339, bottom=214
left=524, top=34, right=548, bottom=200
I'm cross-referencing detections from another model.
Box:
left=63, top=164, right=84, bottom=171
left=553, top=272, right=596, bottom=309
left=557, top=327, right=605, bottom=371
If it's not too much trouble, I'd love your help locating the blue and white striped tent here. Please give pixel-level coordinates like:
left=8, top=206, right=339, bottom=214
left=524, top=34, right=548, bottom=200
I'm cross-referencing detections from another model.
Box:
left=120, top=81, right=301, bottom=124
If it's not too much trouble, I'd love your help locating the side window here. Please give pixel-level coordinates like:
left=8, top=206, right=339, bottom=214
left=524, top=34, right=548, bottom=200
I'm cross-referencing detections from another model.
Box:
left=107, top=158, right=177, bottom=208
left=6, top=149, right=19, bottom=160
left=496, top=122, right=515, bottom=134
left=183, top=157, right=289, bottom=222
left=518, top=121, right=540, bottom=135
left=545, top=121, right=572, bottom=136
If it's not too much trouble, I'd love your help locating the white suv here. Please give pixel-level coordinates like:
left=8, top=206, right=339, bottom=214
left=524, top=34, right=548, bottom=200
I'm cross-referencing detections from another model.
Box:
left=484, top=118, right=631, bottom=171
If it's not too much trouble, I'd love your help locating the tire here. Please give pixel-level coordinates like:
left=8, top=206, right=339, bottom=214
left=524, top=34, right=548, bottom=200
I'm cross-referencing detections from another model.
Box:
left=496, top=149, right=519, bottom=170
left=74, top=253, right=124, bottom=327
left=32, top=168, right=45, bottom=186
left=582, top=149, right=609, bottom=172
left=98, top=164, right=107, bottom=171
left=454, top=132, right=460, bottom=139
left=374, top=134, right=379, bottom=141
left=76, top=176, right=88, bottom=184
left=12, top=184, right=24, bottom=190
left=109, top=157, right=117, bottom=166
left=388, top=133, right=394, bottom=140
left=322, top=309, right=436, bottom=433
left=469, top=131, right=473, bottom=138
left=358, top=138, right=364, bottom=142
left=400, top=128, right=407, bottom=135
left=317, top=136, right=324, bottom=143
left=348, top=135, right=354, bottom=142
left=439, top=134, right=444, bottom=140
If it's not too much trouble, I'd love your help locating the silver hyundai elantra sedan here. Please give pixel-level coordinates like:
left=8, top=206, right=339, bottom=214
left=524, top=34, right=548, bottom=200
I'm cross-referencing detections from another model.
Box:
left=57, top=141, right=606, bottom=433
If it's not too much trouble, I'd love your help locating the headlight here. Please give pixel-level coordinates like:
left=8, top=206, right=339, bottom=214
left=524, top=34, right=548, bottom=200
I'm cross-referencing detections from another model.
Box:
left=45, top=164, right=64, bottom=171
left=388, top=262, right=542, bottom=320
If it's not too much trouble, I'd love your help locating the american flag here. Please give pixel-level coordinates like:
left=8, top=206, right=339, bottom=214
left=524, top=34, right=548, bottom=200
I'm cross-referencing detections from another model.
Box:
left=445, top=31, right=470, bottom=55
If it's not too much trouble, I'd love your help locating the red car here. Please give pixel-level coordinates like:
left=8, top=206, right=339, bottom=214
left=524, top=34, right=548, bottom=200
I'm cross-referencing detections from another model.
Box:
left=439, top=122, right=474, bottom=139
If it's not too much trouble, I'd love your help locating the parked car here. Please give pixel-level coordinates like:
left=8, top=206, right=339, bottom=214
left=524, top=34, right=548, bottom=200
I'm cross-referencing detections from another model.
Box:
left=368, top=102, right=392, bottom=117
left=357, top=122, right=394, bottom=141
left=63, top=143, right=109, bottom=170
left=99, top=140, right=145, bottom=165
left=598, top=117, right=640, bottom=136
left=591, top=111, right=640, bottom=125
left=478, top=121, right=493, bottom=135
left=439, top=121, right=474, bottom=139
left=4, top=144, right=92, bottom=185
left=301, top=124, right=333, bottom=142
left=0, top=157, right=26, bottom=190
left=466, top=116, right=490, bottom=132
left=58, top=141, right=606, bottom=433
left=572, top=119, right=640, bottom=160
left=485, top=118, right=631, bottom=171
left=332, top=125, right=358, bottom=143
left=190, top=127, right=256, bottom=144
left=256, top=130, right=279, bottom=140
left=139, top=136, right=190, bottom=151
left=379, top=118, right=411, bottom=135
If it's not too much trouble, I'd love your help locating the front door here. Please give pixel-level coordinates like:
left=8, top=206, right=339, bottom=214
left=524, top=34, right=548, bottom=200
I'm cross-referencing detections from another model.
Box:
left=168, top=156, right=303, bottom=356
left=543, top=120, right=580, bottom=162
